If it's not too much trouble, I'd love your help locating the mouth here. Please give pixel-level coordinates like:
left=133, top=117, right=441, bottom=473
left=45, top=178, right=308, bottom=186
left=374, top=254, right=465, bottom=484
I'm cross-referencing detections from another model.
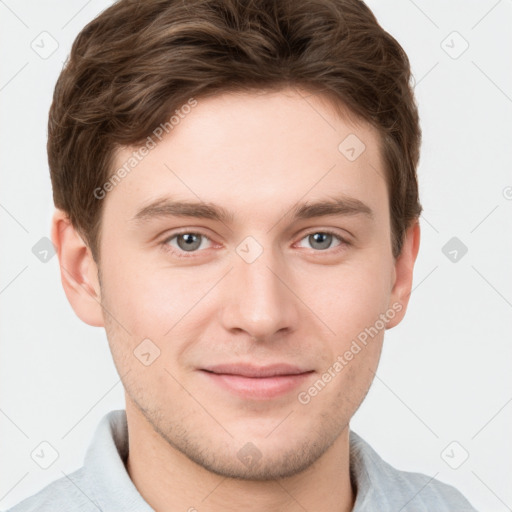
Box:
left=199, top=363, right=315, bottom=400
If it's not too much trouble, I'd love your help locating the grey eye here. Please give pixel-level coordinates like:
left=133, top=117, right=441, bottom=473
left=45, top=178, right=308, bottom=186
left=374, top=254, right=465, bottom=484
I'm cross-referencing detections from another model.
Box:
left=296, top=230, right=347, bottom=253
left=304, top=232, right=339, bottom=251
left=176, top=233, right=203, bottom=252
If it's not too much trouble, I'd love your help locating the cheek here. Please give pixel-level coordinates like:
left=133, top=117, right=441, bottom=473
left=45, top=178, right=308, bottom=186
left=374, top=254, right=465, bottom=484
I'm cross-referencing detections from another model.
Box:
left=101, top=256, right=200, bottom=338
left=320, top=258, right=393, bottom=340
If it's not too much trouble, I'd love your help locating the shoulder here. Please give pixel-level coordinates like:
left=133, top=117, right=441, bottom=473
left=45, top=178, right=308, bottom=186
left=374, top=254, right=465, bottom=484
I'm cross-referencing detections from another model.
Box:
left=5, top=409, right=151, bottom=512
left=5, top=467, right=99, bottom=512
left=349, top=431, right=479, bottom=511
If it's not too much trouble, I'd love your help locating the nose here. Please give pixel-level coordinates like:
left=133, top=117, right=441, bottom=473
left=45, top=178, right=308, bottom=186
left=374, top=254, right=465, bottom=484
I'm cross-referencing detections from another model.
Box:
left=219, top=243, right=300, bottom=342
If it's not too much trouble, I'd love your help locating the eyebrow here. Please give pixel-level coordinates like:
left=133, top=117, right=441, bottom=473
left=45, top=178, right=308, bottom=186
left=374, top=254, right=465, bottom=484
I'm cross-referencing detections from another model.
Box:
left=130, top=195, right=374, bottom=225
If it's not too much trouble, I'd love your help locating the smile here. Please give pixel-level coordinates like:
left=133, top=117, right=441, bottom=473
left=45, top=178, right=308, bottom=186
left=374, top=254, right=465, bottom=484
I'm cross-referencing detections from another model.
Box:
left=200, top=363, right=315, bottom=400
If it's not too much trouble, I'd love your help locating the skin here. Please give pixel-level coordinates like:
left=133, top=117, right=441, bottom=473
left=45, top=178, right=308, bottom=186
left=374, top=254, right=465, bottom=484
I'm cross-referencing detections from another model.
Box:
left=52, top=87, right=420, bottom=512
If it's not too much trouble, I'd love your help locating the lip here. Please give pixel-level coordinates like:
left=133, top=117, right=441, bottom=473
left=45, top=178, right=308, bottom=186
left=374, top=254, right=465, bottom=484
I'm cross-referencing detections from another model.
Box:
left=200, top=363, right=314, bottom=400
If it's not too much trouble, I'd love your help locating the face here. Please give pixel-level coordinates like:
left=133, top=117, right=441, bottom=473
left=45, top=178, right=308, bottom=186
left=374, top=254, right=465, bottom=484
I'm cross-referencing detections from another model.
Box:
left=89, top=87, right=410, bottom=480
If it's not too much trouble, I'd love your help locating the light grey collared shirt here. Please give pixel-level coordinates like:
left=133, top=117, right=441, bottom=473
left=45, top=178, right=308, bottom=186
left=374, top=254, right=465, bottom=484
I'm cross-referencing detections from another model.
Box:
left=6, top=409, right=478, bottom=511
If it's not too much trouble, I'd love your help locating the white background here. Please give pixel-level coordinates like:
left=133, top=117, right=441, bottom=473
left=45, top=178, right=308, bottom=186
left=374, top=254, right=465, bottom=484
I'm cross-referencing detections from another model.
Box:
left=0, top=1, right=511, bottom=510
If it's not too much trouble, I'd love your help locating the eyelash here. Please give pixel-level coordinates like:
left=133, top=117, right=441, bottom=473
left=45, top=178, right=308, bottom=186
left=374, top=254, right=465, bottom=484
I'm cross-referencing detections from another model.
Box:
left=160, top=229, right=350, bottom=259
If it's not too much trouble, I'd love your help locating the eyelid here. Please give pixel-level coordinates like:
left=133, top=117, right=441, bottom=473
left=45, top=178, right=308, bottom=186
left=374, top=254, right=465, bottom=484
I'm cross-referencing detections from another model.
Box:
left=162, top=227, right=213, bottom=243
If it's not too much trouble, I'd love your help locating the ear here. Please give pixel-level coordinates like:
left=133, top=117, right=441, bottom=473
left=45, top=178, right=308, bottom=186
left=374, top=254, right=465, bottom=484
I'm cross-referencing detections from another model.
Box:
left=386, top=220, right=421, bottom=329
left=51, top=209, right=104, bottom=327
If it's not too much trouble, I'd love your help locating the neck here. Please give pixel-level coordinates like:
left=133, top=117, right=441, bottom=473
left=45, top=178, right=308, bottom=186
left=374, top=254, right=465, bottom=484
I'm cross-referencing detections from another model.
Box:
left=125, top=402, right=355, bottom=512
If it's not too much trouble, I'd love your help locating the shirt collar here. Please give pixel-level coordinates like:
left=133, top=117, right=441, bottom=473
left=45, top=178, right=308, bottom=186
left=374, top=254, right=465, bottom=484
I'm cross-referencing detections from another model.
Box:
left=83, top=409, right=154, bottom=511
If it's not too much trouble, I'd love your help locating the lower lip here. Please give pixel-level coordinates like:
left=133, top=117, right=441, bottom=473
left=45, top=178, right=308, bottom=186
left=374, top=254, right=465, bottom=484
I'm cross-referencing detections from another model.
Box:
left=200, top=371, right=314, bottom=400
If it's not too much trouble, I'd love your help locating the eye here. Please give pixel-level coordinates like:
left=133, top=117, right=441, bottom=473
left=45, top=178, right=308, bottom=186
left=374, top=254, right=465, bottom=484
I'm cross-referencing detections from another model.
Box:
left=296, top=230, right=347, bottom=252
left=160, top=229, right=349, bottom=259
left=162, top=231, right=213, bottom=257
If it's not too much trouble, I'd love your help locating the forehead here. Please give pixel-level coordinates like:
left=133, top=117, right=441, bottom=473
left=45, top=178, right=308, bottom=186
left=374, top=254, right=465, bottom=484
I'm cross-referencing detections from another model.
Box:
left=104, top=87, right=388, bottom=228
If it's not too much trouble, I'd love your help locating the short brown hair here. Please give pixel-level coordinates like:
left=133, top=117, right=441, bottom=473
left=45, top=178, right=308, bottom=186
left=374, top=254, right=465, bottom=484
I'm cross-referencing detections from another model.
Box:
left=48, top=0, right=422, bottom=262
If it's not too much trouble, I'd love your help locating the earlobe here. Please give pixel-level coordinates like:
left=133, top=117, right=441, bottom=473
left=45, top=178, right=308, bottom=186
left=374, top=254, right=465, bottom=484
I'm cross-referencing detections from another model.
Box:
left=51, top=209, right=105, bottom=327
left=386, top=221, right=421, bottom=329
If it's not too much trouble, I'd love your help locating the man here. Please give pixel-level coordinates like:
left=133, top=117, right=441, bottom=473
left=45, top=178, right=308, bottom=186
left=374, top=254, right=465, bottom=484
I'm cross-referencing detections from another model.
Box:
left=8, top=0, right=478, bottom=510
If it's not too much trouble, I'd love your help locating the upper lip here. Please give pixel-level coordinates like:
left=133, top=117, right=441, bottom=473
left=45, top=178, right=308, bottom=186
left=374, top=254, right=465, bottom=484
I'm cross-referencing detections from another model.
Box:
left=201, top=363, right=313, bottom=378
